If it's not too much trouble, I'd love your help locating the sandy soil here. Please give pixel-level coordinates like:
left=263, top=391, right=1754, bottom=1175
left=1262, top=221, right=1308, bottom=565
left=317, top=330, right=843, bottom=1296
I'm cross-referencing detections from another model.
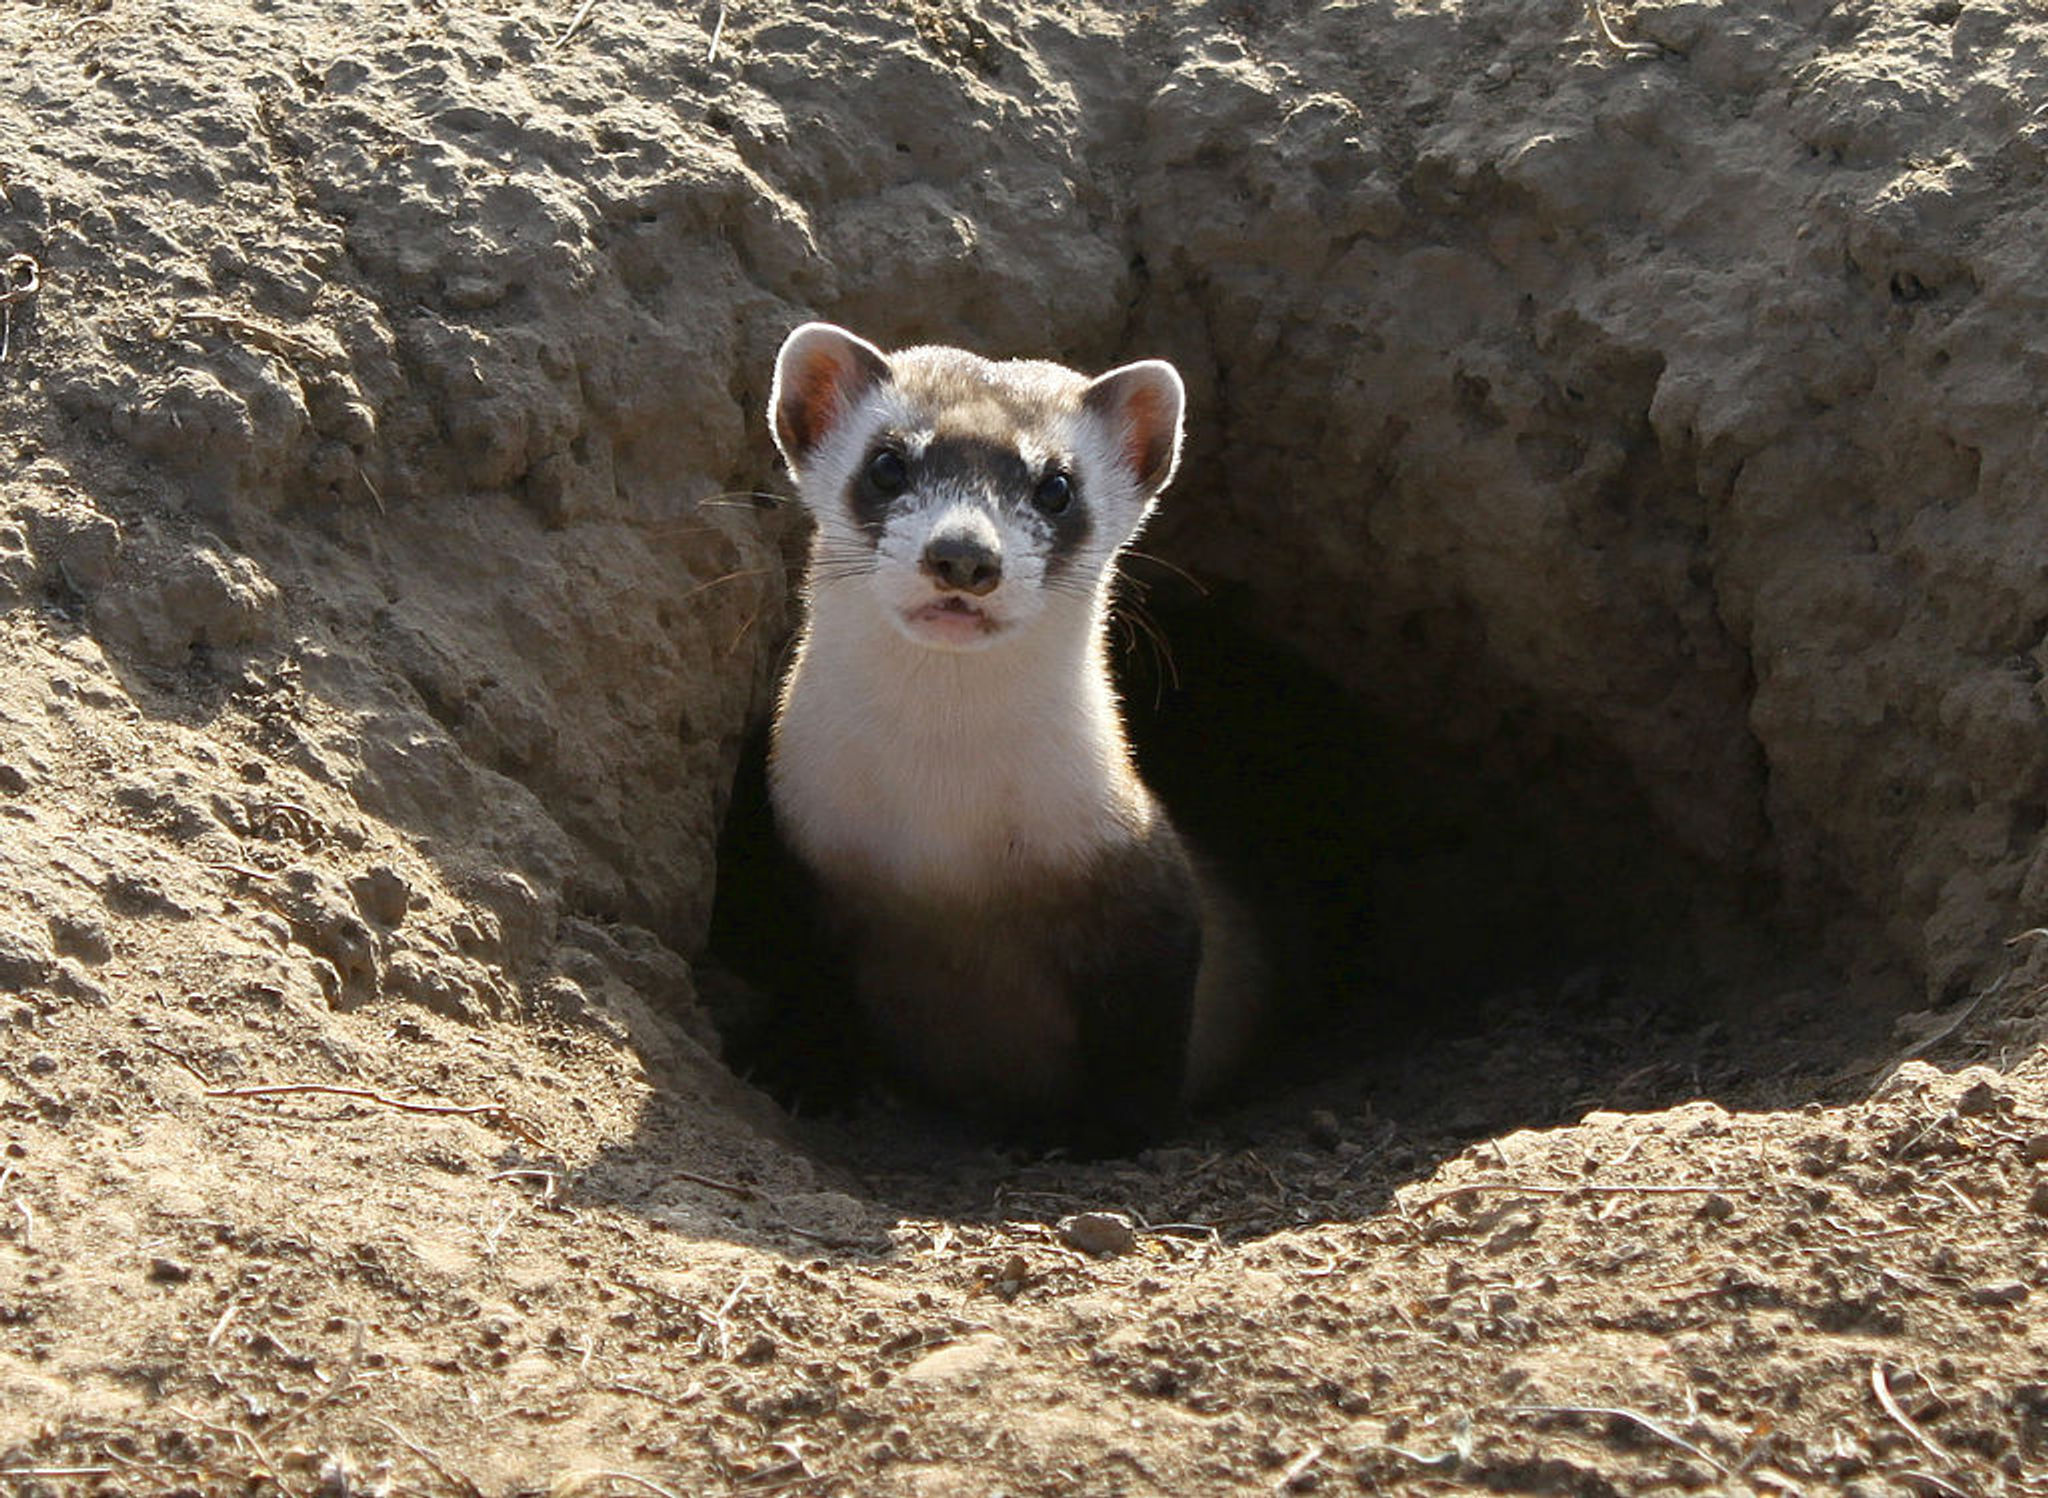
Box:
left=4, top=0, right=2048, bottom=1493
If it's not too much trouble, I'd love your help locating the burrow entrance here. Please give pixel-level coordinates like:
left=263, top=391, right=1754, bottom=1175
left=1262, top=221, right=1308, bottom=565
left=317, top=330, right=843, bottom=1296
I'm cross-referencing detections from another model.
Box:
left=694, top=109, right=1983, bottom=1162
left=701, top=539, right=1909, bottom=1177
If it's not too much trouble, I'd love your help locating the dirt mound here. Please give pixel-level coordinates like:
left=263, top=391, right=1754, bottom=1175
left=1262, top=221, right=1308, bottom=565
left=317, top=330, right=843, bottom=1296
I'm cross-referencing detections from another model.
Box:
left=3, top=0, right=2048, bottom=1491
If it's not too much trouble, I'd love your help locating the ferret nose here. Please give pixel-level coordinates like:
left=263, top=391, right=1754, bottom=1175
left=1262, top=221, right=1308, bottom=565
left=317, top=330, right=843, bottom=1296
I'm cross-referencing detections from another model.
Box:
left=921, top=533, right=1002, bottom=596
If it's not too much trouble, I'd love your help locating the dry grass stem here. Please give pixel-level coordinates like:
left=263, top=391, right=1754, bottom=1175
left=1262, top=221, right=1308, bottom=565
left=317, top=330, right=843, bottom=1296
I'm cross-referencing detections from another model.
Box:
left=554, top=0, right=601, bottom=49
left=1404, top=1178, right=1734, bottom=1213
left=205, top=1082, right=546, bottom=1144
left=1506, top=1403, right=1730, bottom=1476
left=1870, top=1362, right=1956, bottom=1468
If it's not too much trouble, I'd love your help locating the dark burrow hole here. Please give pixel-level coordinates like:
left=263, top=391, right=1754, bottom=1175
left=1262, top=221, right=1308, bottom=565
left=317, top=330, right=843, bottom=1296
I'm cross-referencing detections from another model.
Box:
left=701, top=562, right=1902, bottom=1211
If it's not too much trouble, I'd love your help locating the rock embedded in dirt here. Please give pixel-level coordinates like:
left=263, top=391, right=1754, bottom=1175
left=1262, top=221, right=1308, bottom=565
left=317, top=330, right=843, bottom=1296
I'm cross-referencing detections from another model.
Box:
left=1696, top=1192, right=1739, bottom=1222
left=898, top=1333, right=1014, bottom=1390
left=347, top=865, right=411, bottom=928
left=1059, top=1211, right=1139, bottom=1258
left=1955, top=1075, right=2014, bottom=1116
left=0, top=526, right=35, bottom=605
left=45, top=913, right=112, bottom=966
left=93, top=535, right=285, bottom=672
left=271, top=869, right=378, bottom=1001
left=0, top=920, right=56, bottom=993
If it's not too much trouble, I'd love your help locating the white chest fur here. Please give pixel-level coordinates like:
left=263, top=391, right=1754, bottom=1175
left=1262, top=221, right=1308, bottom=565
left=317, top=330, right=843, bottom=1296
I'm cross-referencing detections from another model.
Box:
left=770, top=586, right=1146, bottom=900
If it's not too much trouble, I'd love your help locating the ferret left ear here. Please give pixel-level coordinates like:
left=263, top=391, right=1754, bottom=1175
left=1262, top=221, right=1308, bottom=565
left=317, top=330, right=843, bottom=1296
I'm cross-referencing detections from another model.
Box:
left=771, top=323, right=893, bottom=473
left=1083, top=360, right=1185, bottom=496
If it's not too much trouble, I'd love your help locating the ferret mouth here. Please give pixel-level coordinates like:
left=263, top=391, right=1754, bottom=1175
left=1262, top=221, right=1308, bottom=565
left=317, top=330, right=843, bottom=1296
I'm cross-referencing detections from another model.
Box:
left=903, top=595, right=1004, bottom=645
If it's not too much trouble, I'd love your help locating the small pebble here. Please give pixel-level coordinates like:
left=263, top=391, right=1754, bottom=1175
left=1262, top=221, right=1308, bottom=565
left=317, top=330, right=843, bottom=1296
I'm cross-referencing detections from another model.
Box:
left=1307, top=1108, right=1343, bottom=1150
left=147, top=1257, right=191, bottom=1284
left=1058, top=1211, right=1137, bottom=1257
left=315, top=1454, right=361, bottom=1498
left=1696, top=1193, right=1738, bottom=1222
left=1965, top=1281, right=2030, bottom=1308
left=988, top=1253, right=1029, bottom=1301
left=899, top=1332, right=1010, bottom=1388
left=1956, top=1078, right=2011, bottom=1117
left=2022, top=1132, right=2048, bottom=1163
left=1482, top=1211, right=1540, bottom=1253
left=2027, top=1178, right=2048, bottom=1218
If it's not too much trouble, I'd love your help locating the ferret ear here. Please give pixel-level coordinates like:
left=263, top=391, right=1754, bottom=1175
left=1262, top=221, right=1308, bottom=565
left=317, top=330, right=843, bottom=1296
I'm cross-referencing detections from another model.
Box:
left=1082, top=359, right=1185, bottom=496
left=770, top=323, right=892, bottom=471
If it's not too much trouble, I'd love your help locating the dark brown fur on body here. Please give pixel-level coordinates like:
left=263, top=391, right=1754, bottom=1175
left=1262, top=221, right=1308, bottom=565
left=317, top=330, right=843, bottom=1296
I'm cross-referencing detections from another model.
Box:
left=826, top=812, right=1203, bottom=1148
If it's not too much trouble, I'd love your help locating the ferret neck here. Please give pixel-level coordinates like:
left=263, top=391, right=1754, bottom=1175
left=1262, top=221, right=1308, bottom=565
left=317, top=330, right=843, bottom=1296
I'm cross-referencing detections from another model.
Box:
left=798, top=583, right=1128, bottom=750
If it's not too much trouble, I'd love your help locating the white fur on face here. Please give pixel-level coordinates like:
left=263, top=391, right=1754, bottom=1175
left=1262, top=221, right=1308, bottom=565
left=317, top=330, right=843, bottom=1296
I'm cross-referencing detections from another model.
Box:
left=797, top=384, right=1154, bottom=655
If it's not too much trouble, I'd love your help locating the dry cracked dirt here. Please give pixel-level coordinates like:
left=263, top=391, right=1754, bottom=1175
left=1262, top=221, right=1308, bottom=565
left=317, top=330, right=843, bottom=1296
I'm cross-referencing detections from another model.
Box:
left=3, top=0, right=2048, bottom=1493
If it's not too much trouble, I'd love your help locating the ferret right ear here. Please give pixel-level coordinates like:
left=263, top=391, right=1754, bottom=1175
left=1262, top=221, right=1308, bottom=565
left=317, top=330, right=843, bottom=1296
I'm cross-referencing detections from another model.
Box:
left=1083, top=359, right=1185, bottom=498
left=771, top=323, right=892, bottom=472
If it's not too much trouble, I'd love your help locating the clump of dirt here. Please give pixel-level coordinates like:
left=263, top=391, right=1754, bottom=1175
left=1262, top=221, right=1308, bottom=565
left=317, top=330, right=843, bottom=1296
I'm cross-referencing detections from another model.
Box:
left=3, top=0, right=2048, bottom=1493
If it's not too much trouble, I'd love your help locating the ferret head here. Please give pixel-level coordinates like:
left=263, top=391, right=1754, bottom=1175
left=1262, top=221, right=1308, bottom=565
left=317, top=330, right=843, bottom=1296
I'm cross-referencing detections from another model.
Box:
left=769, top=323, right=1185, bottom=653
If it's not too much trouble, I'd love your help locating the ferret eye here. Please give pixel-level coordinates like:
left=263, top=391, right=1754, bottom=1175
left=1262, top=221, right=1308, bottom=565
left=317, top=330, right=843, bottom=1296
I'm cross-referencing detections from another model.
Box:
left=1034, top=471, right=1073, bottom=516
left=866, top=448, right=908, bottom=495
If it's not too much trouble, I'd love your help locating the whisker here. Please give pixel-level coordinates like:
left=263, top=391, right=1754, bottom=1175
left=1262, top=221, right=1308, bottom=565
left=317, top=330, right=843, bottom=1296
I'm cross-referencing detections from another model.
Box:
left=1110, top=596, right=1181, bottom=701
left=1139, top=614, right=1181, bottom=693
left=808, top=551, right=881, bottom=581
left=1122, top=548, right=1209, bottom=598
left=628, top=490, right=795, bottom=529
left=696, top=489, right=794, bottom=509
left=678, top=565, right=780, bottom=606
left=726, top=598, right=770, bottom=657
left=625, top=519, right=730, bottom=543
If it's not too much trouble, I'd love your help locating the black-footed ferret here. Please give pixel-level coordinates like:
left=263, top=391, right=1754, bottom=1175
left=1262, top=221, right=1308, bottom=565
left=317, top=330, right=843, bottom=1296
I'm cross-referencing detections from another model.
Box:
left=764, top=323, right=1260, bottom=1146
